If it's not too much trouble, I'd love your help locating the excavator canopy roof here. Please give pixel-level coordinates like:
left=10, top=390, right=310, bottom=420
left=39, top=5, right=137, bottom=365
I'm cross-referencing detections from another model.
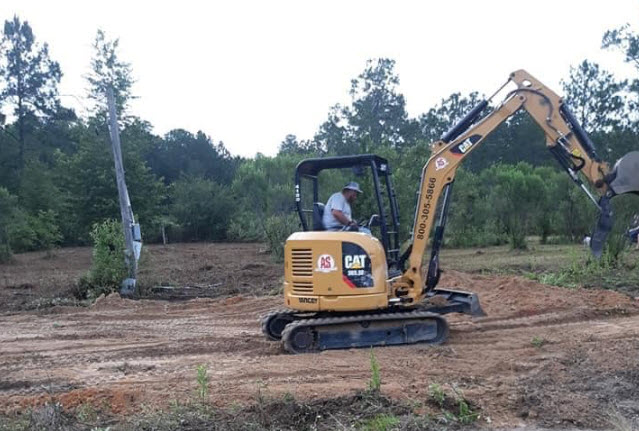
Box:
left=295, top=154, right=390, bottom=177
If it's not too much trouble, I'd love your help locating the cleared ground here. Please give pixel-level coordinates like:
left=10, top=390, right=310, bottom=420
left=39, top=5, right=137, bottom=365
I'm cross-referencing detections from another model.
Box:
left=1, top=243, right=638, bottom=429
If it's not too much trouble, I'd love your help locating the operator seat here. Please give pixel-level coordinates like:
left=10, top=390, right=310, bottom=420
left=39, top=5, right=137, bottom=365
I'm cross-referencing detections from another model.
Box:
left=312, top=202, right=326, bottom=231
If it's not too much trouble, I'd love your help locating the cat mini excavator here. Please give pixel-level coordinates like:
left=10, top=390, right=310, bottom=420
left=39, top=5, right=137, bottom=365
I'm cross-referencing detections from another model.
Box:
left=262, top=69, right=639, bottom=353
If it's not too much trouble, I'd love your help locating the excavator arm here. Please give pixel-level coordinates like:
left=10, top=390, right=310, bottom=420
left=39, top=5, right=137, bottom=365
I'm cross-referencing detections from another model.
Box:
left=395, top=69, right=639, bottom=304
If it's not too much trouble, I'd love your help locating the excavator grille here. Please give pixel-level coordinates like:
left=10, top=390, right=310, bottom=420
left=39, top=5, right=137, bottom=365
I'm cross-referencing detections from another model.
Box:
left=291, top=248, right=313, bottom=277
left=292, top=281, right=314, bottom=294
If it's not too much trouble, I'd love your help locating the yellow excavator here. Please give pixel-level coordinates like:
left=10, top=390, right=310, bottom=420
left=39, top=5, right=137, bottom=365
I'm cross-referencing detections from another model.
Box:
left=262, top=69, right=639, bottom=353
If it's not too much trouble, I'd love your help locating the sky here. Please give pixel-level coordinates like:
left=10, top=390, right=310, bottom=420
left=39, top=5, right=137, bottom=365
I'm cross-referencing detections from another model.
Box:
left=1, top=0, right=638, bottom=157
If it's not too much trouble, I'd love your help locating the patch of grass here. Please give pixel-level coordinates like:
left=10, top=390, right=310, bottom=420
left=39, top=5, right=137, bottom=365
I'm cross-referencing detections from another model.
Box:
left=531, top=336, right=547, bottom=348
left=196, top=364, right=209, bottom=400
left=456, top=397, right=479, bottom=425
left=368, top=348, right=381, bottom=393
left=533, top=248, right=639, bottom=293
left=76, top=402, right=98, bottom=423
left=359, top=413, right=400, bottom=431
left=442, top=243, right=639, bottom=294
left=428, top=383, right=445, bottom=408
left=0, top=415, right=29, bottom=431
left=426, top=383, right=480, bottom=426
left=128, top=391, right=421, bottom=431
left=440, top=243, right=577, bottom=275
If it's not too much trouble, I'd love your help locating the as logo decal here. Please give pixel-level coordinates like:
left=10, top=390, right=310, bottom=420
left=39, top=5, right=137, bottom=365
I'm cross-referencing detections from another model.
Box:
left=435, top=157, right=449, bottom=171
left=315, top=254, right=337, bottom=273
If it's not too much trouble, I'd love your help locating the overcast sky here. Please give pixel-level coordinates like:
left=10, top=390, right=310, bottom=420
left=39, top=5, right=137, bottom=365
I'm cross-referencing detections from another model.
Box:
left=2, top=1, right=638, bottom=157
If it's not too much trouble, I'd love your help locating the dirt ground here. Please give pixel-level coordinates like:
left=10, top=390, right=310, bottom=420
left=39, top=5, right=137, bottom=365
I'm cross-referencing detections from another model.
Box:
left=1, top=244, right=638, bottom=429
left=0, top=243, right=281, bottom=312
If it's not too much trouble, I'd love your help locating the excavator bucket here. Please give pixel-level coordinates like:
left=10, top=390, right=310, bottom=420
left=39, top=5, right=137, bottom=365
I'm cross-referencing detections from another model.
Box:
left=590, top=151, right=639, bottom=258
left=608, top=151, right=639, bottom=196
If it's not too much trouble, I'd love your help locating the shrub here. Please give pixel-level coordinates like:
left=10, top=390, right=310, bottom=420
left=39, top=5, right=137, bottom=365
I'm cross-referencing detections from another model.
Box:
left=264, top=213, right=300, bottom=261
left=0, top=187, right=21, bottom=262
left=227, top=213, right=266, bottom=242
left=368, top=348, right=381, bottom=393
left=169, top=177, right=235, bottom=241
left=78, top=220, right=128, bottom=299
left=196, top=364, right=209, bottom=400
left=28, top=210, right=62, bottom=254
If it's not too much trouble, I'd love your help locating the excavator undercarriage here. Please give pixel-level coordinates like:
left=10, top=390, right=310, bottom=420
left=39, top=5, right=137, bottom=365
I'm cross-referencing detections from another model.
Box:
left=263, top=288, right=483, bottom=353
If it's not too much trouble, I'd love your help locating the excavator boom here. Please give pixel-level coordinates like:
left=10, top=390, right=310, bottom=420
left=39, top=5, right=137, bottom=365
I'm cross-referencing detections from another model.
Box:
left=397, top=69, right=639, bottom=304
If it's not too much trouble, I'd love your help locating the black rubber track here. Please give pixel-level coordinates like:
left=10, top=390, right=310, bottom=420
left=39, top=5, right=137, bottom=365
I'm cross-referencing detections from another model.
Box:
left=261, top=309, right=297, bottom=340
left=280, top=310, right=449, bottom=354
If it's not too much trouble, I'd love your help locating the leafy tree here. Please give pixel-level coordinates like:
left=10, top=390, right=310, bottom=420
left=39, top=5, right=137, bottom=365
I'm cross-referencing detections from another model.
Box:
left=18, top=160, right=64, bottom=214
left=146, top=129, right=239, bottom=185
left=0, top=15, right=61, bottom=169
left=348, top=58, right=411, bottom=150
left=169, top=177, right=234, bottom=240
left=551, top=172, right=596, bottom=242
left=475, top=111, right=549, bottom=172
left=277, top=134, right=318, bottom=156
left=419, top=92, right=484, bottom=143
left=446, top=169, right=501, bottom=247
left=58, top=124, right=165, bottom=243
left=602, top=25, right=639, bottom=127
left=0, top=187, right=18, bottom=261
left=602, top=24, right=639, bottom=71
left=484, top=163, right=545, bottom=249
left=561, top=60, right=626, bottom=132
left=314, top=104, right=356, bottom=155
left=85, top=29, right=134, bottom=118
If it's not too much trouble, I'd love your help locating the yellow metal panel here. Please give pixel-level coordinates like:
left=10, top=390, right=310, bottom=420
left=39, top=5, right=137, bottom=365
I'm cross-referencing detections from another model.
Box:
left=284, top=231, right=389, bottom=311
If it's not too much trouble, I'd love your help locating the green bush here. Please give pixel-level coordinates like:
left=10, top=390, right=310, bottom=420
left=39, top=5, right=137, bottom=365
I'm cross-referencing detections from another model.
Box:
left=78, top=219, right=128, bottom=299
left=28, top=210, right=62, bottom=253
left=227, top=213, right=266, bottom=242
left=0, top=187, right=19, bottom=261
left=447, top=226, right=509, bottom=248
left=264, top=213, right=300, bottom=261
left=169, top=177, right=235, bottom=241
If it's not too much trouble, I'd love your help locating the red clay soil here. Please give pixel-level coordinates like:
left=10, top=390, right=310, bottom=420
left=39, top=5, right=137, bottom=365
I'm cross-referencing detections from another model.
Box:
left=1, top=267, right=638, bottom=429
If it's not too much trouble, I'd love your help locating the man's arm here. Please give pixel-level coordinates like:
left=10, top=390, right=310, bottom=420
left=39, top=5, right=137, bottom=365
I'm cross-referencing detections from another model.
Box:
left=331, top=209, right=356, bottom=227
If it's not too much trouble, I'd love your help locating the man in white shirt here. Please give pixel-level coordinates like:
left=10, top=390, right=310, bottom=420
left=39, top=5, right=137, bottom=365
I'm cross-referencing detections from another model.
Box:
left=322, top=182, right=363, bottom=231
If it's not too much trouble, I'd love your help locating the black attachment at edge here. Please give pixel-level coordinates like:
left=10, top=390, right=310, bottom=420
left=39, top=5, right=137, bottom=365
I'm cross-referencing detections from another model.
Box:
left=590, top=194, right=614, bottom=259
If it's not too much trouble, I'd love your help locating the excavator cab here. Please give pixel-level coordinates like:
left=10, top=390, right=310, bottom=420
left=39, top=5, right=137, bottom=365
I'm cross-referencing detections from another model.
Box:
left=293, top=155, right=402, bottom=270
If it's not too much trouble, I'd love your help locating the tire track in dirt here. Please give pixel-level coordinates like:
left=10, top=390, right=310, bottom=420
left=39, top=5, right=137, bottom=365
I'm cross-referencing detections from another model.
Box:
left=0, top=272, right=637, bottom=428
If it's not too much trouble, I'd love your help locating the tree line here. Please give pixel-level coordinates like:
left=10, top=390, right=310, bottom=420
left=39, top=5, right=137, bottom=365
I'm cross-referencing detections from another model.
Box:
left=0, top=15, right=638, bottom=262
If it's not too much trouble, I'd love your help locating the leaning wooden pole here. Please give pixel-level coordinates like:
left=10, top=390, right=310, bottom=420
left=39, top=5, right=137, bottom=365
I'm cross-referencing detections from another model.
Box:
left=106, top=87, right=140, bottom=295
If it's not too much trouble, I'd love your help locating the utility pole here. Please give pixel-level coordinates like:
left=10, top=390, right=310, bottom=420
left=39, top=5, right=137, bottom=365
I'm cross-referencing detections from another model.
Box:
left=106, top=87, right=141, bottom=295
